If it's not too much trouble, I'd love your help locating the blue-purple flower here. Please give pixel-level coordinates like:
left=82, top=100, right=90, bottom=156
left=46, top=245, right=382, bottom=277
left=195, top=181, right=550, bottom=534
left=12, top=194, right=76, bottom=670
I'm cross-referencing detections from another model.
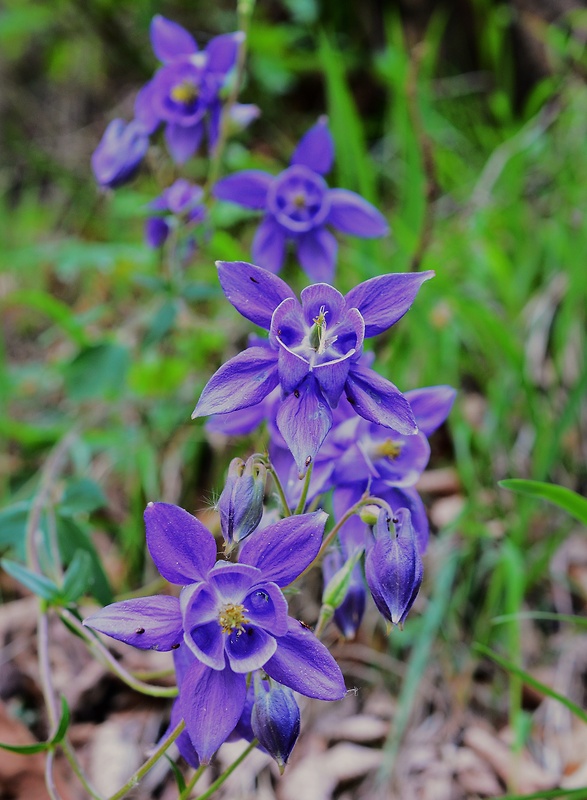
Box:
left=145, top=179, right=206, bottom=248
left=192, top=261, right=433, bottom=473
left=213, top=117, right=389, bottom=281
left=365, top=508, right=423, bottom=627
left=91, top=119, right=150, bottom=189
left=135, top=16, right=243, bottom=163
left=83, top=502, right=345, bottom=762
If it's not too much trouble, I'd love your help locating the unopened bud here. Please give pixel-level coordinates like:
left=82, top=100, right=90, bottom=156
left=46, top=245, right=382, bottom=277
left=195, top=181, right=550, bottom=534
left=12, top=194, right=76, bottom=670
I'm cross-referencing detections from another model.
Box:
left=251, top=676, right=300, bottom=773
left=359, top=504, right=380, bottom=526
left=365, top=508, right=423, bottom=628
left=218, top=456, right=266, bottom=549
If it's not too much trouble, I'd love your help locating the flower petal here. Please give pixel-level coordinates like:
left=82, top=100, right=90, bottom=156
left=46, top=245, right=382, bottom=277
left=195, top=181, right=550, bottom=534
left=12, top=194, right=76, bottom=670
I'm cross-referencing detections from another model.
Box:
left=83, top=596, right=182, bottom=651
left=180, top=661, right=247, bottom=763
left=299, top=282, right=345, bottom=328
left=290, top=117, right=334, bottom=175
left=216, top=260, right=295, bottom=329
left=144, top=502, right=217, bottom=584
left=208, top=562, right=260, bottom=601
left=180, top=583, right=218, bottom=627
left=134, top=81, right=160, bottom=134
left=145, top=217, right=170, bottom=249
left=214, top=170, right=274, bottom=210
left=313, top=352, right=353, bottom=407
left=165, top=121, right=203, bottom=164
left=345, top=271, right=434, bottom=338
left=205, top=32, right=243, bottom=76
left=405, top=385, right=456, bottom=436
left=192, top=346, right=279, bottom=417
left=264, top=618, right=346, bottom=700
left=375, top=484, right=429, bottom=554
left=184, top=621, right=225, bottom=669
left=269, top=295, right=305, bottom=349
left=164, top=699, right=200, bottom=769
left=276, top=343, right=310, bottom=395
left=296, top=228, right=338, bottom=283
left=239, top=511, right=327, bottom=587
left=244, top=582, right=289, bottom=635
left=277, top=376, right=333, bottom=474
left=345, top=365, right=417, bottom=434
left=225, top=625, right=277, bottom=673
left=150, top=15, right=198, bottom=63
left=327, top=189, right=389, bottom=238
left=252, top=216, right=288, bottom=274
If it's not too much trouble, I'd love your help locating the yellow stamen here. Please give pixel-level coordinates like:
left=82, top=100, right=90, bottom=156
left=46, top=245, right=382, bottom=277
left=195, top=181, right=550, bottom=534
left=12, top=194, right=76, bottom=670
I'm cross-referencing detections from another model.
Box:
left=218, top=603, right=249, bottom=634
left=170, top=81, right=198, bottom=105
left=376, top=439, right=403, bottom=460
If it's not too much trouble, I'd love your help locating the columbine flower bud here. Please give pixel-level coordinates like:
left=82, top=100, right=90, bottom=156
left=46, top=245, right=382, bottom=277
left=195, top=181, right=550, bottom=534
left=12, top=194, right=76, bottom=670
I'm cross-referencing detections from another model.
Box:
left=217, top=456, right=266, bottom=549
left=365, top=507, right=423, bottom=628
left=251, top=676, right=300, bottom=773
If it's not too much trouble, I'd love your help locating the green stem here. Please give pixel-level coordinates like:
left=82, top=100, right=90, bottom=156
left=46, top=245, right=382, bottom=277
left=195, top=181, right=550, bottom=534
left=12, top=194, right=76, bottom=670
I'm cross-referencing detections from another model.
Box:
left=59, top=609, right=178, bottom=698
left=61, top=740, right=104, bottom=800
left=106, top=720, right=185, bottom=800
left=193, top=740, right=258, bottom=800
left=178, top=764, right=207, bottom=800
left=267, top=464, right=292, bottom=517
left=294, top=463, right=314, bottom=515
left=204, top=0, right=255, bottom=197
left=292, top=494, right=391, bottom=585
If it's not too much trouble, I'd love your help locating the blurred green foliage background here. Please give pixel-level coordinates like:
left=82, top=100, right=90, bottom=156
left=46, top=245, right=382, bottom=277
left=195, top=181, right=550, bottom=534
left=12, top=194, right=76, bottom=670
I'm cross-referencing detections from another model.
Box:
left=1, top=0, right=587, bottom=762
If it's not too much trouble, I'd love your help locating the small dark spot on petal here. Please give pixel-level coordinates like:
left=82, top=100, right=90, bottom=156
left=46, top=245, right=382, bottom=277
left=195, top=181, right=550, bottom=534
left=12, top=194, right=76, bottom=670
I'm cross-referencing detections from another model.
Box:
left=171, top=643, right=180, bottom=650
left=246, top=628, right=253, bottom=636
left=305, top=456, right=312, bottom=467
left=135, top=627, right=145, bottom=635
left=294, top=390, right=300, bottom=398
left=392, top=518, right=399, bottom=524
left=250, top=276, right=260, bottom=284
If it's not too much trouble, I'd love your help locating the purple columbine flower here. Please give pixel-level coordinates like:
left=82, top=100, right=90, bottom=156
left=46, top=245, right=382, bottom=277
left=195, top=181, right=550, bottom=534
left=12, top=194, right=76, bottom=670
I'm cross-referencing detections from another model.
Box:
left=251, top=674, right=300, bottom=773
left=365, top=507, right=423, bottom=628
left=83, top=502, right=345, bottom=763
left=192, top=261, right=433, bottom=474
left=145, top=178, right=206, bottom=248
left=91, top=119, right=150, bottom=189
left=213, top=117, right=389, bottom=281
left=135, top=16, right=243, bottom=163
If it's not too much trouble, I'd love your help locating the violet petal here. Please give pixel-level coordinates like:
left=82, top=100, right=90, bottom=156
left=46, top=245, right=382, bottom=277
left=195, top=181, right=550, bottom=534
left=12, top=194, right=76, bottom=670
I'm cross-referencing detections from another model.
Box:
left=327, top=189, right=389, bottom=238
left=144, top=502, right=217, bottom=584
left=217, top=260, right=295, bottom=329
left=165, top=121, right=204, bottom=164
left=239, top=511, right=327, bottom=586
left=296, top=228, right=338, bottom=283
left=345, top=271, right=434, bottom=338
left=405, top=385, right=456, bottom=436
left=83, top=596, right=182, bottom=651
left=264, top=618, right=346, bottom=700
left=150, top=15, right=198, bottom=63
left=180, top=661, right=247, bottom=763
left=290, top=117, right=334, bottom=175
left=192, top=346, right=279, bottom=417
left=205, top=32, right=243, bottom=76
left=345, top=364, right=417, bottom=434
left=276, top=376, right=333, bottom=474
left=214, top=170, right=274, bottom=210
left=225, top=625, right=277, bottom=673
left=252, top=216, right=288, bottom=274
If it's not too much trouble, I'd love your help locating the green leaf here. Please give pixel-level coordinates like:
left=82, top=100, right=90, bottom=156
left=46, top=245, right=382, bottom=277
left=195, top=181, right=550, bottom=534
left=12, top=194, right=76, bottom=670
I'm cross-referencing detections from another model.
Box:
left=56, top=516, right=113, bottom=606
left=474, top=642, right=587, bottom=725
left=165, top=754, right=187, bottom=793
left=61, top=478, right=107, bottom=515
left=0, top=502, right=33, bottom=555
left=499, top=479, right=587, bottom=526
left=0, top=696, right=70, bottom=755
left=64, top=343, right=130, bottom=401
left=3, top=290, right=90, bottom=347
left=0, top=559, right=59, bottom=602
left=61, top=550, right=93, bottom=603
left=50, top=696, right=71, bottom=745
left=322, top=549, right=363, bottom=609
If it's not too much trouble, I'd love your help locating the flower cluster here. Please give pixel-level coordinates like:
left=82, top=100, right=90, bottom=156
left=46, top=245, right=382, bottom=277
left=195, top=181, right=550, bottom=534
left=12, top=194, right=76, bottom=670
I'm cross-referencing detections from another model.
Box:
left=85, top=9, right=456, bottom=785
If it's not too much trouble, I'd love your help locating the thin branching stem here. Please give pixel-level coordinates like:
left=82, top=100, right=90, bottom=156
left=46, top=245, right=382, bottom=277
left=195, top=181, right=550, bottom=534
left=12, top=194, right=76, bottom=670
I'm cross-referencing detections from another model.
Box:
left=192, top=740, right=258, bottom=800
left=59, top=608, right=178, bottom=698
left=106, top=720, right=186, bottom=800
left=178, top=764, right=207, bottom=800
left=294, top=462, right=314, bottom=515
left=267, top=464, right=292, bottom=517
